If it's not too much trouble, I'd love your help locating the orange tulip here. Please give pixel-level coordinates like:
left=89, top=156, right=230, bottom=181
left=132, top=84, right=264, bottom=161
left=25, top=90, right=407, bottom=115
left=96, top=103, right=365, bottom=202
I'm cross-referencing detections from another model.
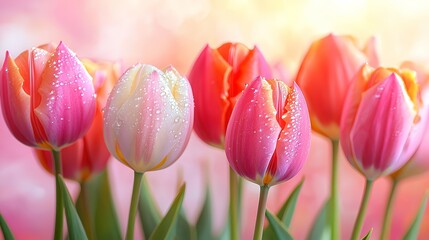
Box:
left=296, top=34, right=379, bottom=139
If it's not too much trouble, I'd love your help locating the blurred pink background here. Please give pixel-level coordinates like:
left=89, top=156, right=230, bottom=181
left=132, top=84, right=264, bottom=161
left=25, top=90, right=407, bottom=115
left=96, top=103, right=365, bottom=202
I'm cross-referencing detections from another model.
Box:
left=1, top=0, right=429, bottom=239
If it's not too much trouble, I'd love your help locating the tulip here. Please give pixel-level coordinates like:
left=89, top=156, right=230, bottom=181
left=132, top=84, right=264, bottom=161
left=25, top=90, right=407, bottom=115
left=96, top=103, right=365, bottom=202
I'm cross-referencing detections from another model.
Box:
left=188, top=42, right=272, bottom=148
left=341, top=64, right=426, bottom=180
left=103, top=64, right=193, bottom=239
left=103, top=64, right=193, bottom=172
left=188, top=43, right=272, bottom=240
left=226, top=77, right=310, bottom=186
left=380, top=61, right=429, bottom=240
left=389, top=61, right=429, bottom=180
left=0, top=42, right=96, bottom=239
left=0, top=42, right=96, bottom=150
left=340, top=64, right=428, bottom=240
left=296, top=34, right=379, bottom=239
left=35, top=59, right=121, bottom=182
left=296, top=34, right=379, bottom=139
left=225, top=77, right=310, bottom=240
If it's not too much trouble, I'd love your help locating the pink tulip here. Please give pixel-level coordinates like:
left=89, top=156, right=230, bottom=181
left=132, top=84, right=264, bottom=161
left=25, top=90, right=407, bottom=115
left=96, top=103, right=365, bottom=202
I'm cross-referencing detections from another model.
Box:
left=35, top=59, right=121, bottom=181
left=296, top=34, right=379, bottom=139
left=103, top=64, right=194, bottom=173
left=225, top=77, right=311, bottom=186
left=0, top=42, right=96, bottom=150
left=390, top=61, right=429, bottom=180
left=341, top=64, right=428, bottom=180
left=188, top=43, right=272, bottom=148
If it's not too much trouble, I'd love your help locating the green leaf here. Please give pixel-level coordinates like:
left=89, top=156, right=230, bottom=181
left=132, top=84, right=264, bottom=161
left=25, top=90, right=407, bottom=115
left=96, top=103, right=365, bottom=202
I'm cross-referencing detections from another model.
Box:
left=196, top=187, right=213, bottom=240
left=307, top=200, right=331, bottom=240
left=403, top=192, right=429, bottom=240
left=76, top=169, right=122, bottom=240
left=138, top=176, right=162, bottom=239
left=278, top=178, right=305, bottom=226
left=177, top=211, right=197, bottom=240
left=93, top=170, right=122, bottom=239
left=263, top=179, right=304, bottom=240
left=218, top=218, right=230, bottom=240
left=76, top=185, right=95, bottom=239
left=264, top=210, right=294, bottom=240
left=361, top=228, right=372, bottom=240
left=59, top=176, right=88, bottom=240
left=0, top=213, right=14, bottom=240
left=149, top=184, right=186, bottom=240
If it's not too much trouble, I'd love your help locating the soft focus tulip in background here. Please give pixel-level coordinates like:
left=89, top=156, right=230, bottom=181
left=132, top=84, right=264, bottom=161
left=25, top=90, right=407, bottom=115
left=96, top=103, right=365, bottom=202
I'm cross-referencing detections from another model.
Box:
left=1, top=1, right=429, bottom=240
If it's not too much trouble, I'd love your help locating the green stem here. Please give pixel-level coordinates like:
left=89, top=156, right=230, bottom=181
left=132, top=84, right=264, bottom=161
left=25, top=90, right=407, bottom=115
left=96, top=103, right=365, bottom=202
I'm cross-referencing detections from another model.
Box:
left=125, top=171, right=143, bottom=240
left=380, top=179, right=399, bottom=240
left=229, top=167, right=239, bottom=240
left=52, top=149, right=63, bottom=240
left=78, top=182, right=95, bottom=240
left=330, top=140, right=340, bottom=240
left=351, top=179, right=374, bottom=240
left=253, top=185, right=270, bottom=240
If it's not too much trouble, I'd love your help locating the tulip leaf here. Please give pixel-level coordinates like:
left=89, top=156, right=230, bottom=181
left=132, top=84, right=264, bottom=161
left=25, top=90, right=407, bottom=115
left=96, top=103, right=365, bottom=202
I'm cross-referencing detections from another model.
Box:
left=263, top=179, right=304, bottom=240
left=218, top=218, right=230, bottom=240
left=196, top=187, right=213, bottom=240
left=177, top=211, right=197, bottom=240
left=76, top=169, right=122, bottom=240
left=403, top=192, right=428, bottom=240
left=59, top=176, right=88, bottom=240
left=278, top=178, right=305, bottom=226
left=264, top=210, right=294, bottom=240
left=76, top=184, right=95, bottom=240
left=307, top=200, right=331, bottom=240
left=94, top=170, right=122, bottom=239
left=0, top=213, right=14, bottom=240
left=138, top=176, right=162, bottom=239
left=361, top=228, right=373, bottom=240
left=149, top=184, right=186, bottom=240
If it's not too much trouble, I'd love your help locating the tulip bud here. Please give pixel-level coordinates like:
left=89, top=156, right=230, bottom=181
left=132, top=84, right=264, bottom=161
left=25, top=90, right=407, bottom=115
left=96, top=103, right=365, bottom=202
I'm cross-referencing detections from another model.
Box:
left=188, top=43, right=272, bottom=148
left=0, top=42, right=96, bottom=150
left=225, top=77, right=311, bottom=186
left=103, top=64, right=194, bottom=173
left=296, top=34, right=379, bottom=139
left=340, top=64, right=427, bottom=180
left=35, top=59, right=121, bottom=181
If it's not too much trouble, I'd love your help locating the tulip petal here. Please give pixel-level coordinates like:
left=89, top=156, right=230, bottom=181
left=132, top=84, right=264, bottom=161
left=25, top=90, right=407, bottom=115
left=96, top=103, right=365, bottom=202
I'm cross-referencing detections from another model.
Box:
left=34, top=42, right=96, bottom=149
left=349, top=74, right=415, bottom=179
left=224, top=45, right=273, bottom=133
left=0, top=52, right=36, bottom=146
left=226, top=77, right=282, bottom=185
left=273, top=83, right=310, bottom=184
left=188, top=45, right=230, bottom=147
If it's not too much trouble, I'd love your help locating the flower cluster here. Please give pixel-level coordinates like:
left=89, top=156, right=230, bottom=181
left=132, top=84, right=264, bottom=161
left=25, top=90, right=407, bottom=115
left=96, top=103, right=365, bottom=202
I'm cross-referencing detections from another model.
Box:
left=0, top=34, right=428, bottom=240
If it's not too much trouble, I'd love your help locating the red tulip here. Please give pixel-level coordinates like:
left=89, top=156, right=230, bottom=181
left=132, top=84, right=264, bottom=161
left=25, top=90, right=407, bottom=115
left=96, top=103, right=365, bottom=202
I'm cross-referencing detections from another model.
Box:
left=188, top=43, right=272, bottom=148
